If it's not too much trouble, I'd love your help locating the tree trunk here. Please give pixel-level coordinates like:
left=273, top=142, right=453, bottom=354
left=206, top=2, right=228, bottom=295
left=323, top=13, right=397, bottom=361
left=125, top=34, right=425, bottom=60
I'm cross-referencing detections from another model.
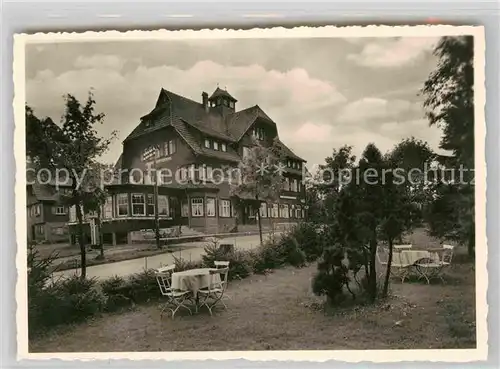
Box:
left=75, top=203, right=86, bottom=279
left=467, top=225, right=475, bottom=259
left=368, top=236, right=378, bottom=302
left=256, top=198, right=263, bottom=246
left=97, top=207, right=104, bottom=259
left=382, top=237, right=393, bottom=298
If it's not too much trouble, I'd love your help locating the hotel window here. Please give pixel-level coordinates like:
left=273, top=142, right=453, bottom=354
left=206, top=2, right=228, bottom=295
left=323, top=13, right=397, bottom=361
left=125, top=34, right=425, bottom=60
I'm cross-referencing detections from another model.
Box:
left=164, top=140, right=176, bottom=156
left=289, top=205, right=295, bottom=218
left=253, top=127, right=265, bottom=140
left=281, top=204, right=289, bottom=218
left=116, top=194, right=129, bottom=216
left=53, top=206, right=66, bottom=215
left=36, top=225, right=44, bottom=235
left=284, top=177, right=290, bottom=191
left=243, top=146, right=251, bottom=160
left=206, top=198, right=216, bottom=217
left=69, top=206, right=77, bottom=222
left=206, top=166, right=213, bottom=180
left=103, top=196, right=113, bottom=218
left=204, top=139, right=211, bottom=148
left=34, top=204, right=41, bottom=216
left=181, top=200, right=189, bottom=217
left=259, top=202, right=267, bottom=218
left=158, top=195, right=169, bottom=216
left=292, top=179, right=298, bottom=192
left=180, top=167, right=188, bottom=181
left=191, top=198, right=204, bottom=217
left=213, top=141, right=219, bottom=151
left=272, top=204, right=279, bottom=218
left=296, top=205, right=302, bottom=218
left=219, top=199, right=231, bottom=218
left=168, top=140, right=176, bottom=155
left=221, top=143, right=227, bottom=152
left=132, top=194, right=146, bottom=216
left=146, top=194, right=155, bottom=216
left=199, top=165, right=206, bottom=180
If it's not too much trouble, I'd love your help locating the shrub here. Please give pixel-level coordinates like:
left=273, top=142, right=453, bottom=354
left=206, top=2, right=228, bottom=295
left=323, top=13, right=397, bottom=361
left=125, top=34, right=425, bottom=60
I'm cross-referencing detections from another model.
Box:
left=278, top=233, right=307, bottom=268
left=289, top=223, right=322, bottom=262
left=172, top=255, right=202, bottom=272
left=124, top=269, right=160, bottom=304
left=252, top=239, right=286, bottom=273
left=312, top=245, right=351, bottom=305
left=201, top=241, right=253, bottom=280
left=226, top=250, right=254, bottom=280
left=100, top=276, right=132, bottom=312
left=201, top=240, right=227, bottom=266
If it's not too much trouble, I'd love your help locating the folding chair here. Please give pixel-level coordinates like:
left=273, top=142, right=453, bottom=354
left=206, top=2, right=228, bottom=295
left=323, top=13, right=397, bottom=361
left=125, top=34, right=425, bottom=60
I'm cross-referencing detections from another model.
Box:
left=198, top=267, right=229, bottom=316
left=389, top=250, right=413, bottom=283
left=376, top=246, right=389, bottom=279
left=214, top=260, right=230, bottom=268
left=155, top=269, right=193, bottom=319
left=376, top=246, right=411, bottom=283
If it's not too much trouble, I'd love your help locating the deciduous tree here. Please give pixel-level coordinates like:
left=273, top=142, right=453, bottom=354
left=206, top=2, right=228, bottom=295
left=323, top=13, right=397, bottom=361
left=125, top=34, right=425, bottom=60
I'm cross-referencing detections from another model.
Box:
left=26, top=91, right=116, bottom=278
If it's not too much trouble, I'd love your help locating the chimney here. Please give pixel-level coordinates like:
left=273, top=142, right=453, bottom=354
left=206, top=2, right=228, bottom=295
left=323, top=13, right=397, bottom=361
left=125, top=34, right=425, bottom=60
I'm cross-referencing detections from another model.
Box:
left=202, top=91, right=209, bottom=112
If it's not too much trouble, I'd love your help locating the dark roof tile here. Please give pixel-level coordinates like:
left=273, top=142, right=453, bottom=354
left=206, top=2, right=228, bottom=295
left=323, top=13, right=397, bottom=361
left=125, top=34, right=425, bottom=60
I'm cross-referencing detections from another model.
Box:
left=209, top=87, right=237, bottom=102
left=123, top=87, right=305, bottom=163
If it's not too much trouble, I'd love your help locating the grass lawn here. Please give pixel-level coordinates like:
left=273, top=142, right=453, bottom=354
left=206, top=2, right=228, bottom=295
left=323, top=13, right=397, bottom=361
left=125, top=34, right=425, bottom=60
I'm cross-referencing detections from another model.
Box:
left=30, top=255, right=476, bottom=352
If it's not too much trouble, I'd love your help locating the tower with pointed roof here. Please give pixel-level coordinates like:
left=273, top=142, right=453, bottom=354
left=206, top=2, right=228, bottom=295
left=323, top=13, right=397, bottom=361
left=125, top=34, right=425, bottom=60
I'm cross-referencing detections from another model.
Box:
left=207, top=87, right=237, bottom=116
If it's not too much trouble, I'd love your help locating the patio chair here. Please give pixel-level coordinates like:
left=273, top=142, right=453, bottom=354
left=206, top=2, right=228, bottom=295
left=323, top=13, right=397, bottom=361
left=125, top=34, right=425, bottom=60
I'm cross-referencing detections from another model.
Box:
left=198, top=267, right=229, bottom=316
left=376, top=246, right=412, bottom=283
left=157, top=264, right=175, bottom=273
left=414, top=245, right=454, bottom=284
left=214, top=260, right=230, bottom=269
left=155, top=270, right=193, bottom=319
left=441, top=244, right=455, bottom=266
left=376, top=246, right=389, bottom=279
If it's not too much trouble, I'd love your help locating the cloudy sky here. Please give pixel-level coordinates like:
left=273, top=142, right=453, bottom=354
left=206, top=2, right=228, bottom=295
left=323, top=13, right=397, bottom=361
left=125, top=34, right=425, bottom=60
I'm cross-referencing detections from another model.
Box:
left=25, top=36, right=446, bottom=167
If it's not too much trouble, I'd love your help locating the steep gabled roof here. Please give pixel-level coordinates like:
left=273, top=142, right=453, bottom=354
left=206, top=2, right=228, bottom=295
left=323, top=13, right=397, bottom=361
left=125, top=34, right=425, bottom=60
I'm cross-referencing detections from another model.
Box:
left=225, top=105, right=275, bottom=141
left=276, top=140, right=306, bottom=163
left=123, top=87, right=304, bottom=163
left=209, top=87, right=237, bottom=102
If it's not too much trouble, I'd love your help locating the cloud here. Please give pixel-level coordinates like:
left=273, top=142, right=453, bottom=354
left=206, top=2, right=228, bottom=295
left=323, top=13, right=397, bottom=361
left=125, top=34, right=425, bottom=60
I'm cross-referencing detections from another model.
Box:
left=347, top=37, right=440, bottom=68
left=74, top=54, right=126, bottom=70
left=26, top=57, right=345, bottom=163
left=336, top=97, right=423, bottom=125
left=286, top=122, right=333, bottom=144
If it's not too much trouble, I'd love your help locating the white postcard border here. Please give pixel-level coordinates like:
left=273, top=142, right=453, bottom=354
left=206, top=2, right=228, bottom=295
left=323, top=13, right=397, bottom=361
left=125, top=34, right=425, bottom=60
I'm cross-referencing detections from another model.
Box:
left=13, top=24, right=487, bottom=362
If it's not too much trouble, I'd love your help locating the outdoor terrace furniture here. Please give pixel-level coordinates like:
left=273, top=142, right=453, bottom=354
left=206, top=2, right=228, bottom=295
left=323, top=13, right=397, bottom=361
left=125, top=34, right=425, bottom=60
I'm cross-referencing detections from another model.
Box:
left=155, top=269, right=193, bottom=319
left=198, top=267, right=230, bottom=316
left=214, top=260, right=230, bottom=268
left=414, top=245, right=455, bottom=284
left=394, top=244, right=413, bottom=250
left=377, top=246, right=413, bottom=283
left=157, top=264, right=176, bottom=273
left=171, top=267, right=223, bottom=313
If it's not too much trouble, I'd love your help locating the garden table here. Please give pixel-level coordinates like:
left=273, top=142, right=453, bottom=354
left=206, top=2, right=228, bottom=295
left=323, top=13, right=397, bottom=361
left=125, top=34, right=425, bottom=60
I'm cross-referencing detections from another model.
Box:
left=408, top=250, right=444, bottom=284
left=171, top=268, right=221, bottom=299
